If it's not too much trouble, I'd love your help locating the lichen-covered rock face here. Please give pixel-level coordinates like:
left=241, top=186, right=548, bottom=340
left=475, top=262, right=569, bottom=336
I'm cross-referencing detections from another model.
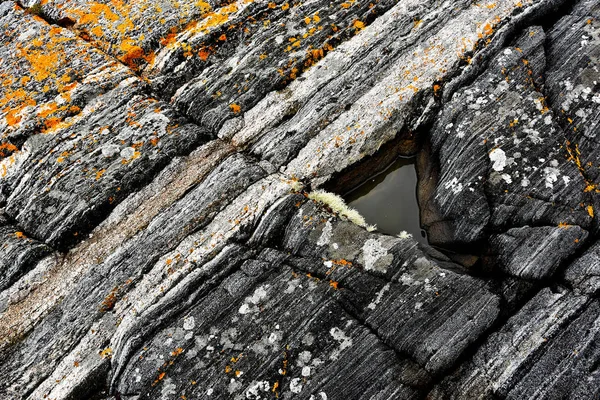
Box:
left=1, top=0, right=600, bottom=399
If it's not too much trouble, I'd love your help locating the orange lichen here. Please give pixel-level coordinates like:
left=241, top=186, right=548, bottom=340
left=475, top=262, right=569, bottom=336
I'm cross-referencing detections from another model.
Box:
left=353, top=20, right=365, bottom=30
left=0, top=143, right=18, bottom=157
left=119, top=40, right=155, bottom=69
left=99, top=347, right=113, bottom=359
left=100, top=287, right=118, bottom=312
left=95, top=169, right=106, bottom=180
left=229, top=103, right=241, bottom=113
left=171, top=347, right=184, bottom=357
left=198, top=47, right=212, bottom=61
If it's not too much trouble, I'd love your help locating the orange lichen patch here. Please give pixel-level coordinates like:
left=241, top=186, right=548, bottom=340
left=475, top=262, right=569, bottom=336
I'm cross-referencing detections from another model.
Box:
left=152, top=371, right=167, bottom=386
left=170, top=347, right=184, bottom=357
left=99, top=347, right=113, bottom=359
left=186, top=2, right=238, bottom=35
left=43, top=117, right=64, bottom=132
left=119, top=40, right=155, bottom=69
left=332, top=259, right=352, bottom=266
left=100, top=287, right=118, bottom=312
left=160, top=27, right=179, bottom=47
left=78, top=3, right=120, bottom=25
left=0, top=143, right=19, bottom=157
left=37, top=102, right=59, bottom=118
left=196, top=0, right=212, bottom=11
left=90, top=26, right=104, bottom=37
left=587, top=205, right=594, bottom=218
left=198, top=47, right=212, bottom=61
left=482, top=23, right=493, bottom=36
left=5, top=109, right=22, bottom=126
left=329, top=280, right=339, bottom=289
left=565, top=141, right=586, bottom=179
left=353, top=20, right=365, bottom=30
left=17, top=47, right=60, bottom=82
left=229, top=103, right=241, bottom=113
left=95, top=168, right=107, bottom=180
left=15, top=231, right=26, bottom=239
left=558, top=222, right=571, bottom=229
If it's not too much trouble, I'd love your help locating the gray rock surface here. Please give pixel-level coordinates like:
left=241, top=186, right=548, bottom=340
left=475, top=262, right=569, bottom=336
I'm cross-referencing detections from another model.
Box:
left=1, top=0, right=600, bottom=398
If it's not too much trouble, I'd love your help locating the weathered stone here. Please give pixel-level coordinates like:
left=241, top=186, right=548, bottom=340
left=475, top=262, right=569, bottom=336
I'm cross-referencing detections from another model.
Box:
left=429, top=288, right=600, bottom=400
left=490, top=225, right=588, bottom=279
left=0, top=215, right=51, bottom=292
left=564, top=240, right=600, bottom=294
left=422, top=25, right=589, bottom=247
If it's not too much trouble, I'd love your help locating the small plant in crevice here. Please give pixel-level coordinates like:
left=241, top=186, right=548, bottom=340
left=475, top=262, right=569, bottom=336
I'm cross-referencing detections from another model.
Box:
left=307, top=189, right=376, bottom=232
left=25, top=3, right=44, bottom=17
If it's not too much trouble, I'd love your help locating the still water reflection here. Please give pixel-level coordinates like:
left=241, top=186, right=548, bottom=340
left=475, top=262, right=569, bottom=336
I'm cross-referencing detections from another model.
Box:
left=344, top=157, right=427, bottom=243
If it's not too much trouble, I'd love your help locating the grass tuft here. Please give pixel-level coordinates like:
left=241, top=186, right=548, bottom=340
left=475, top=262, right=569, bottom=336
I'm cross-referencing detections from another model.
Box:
left=308, top=190, right=374, bottom=231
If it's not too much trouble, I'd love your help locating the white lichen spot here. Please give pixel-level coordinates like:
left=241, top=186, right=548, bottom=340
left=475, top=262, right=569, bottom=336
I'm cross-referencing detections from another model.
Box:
left=444, top=177, right=463, bottom=194
left=297, top=350, right=313, bottom=366
left=400, top=273, right=415, bottom=286
left=301, top=366, right=311, bottom=377
left=361, top=239, right=392, bottom=272
left=228, top=378, right=242, bottom=394
left=329, top=327, right=353, bottom=360
left=245, top=380, right=270, bottom=399
left=238, top=285, right=270, bottom=315
left=161, top=378, right=177, bottom=398
left=183, top=316, right=195, bottom=331
left=367, top=283, right=391, bottom=310
left=544, top=166, right=560, bottom=188
left=317, top=221, right=333, bottom=246
left=290, top=378, right=303, bottom=394
left=489, top=148, right=507, bottom=172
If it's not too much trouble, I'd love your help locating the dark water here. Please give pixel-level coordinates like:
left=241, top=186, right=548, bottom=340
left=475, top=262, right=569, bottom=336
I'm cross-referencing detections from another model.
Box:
left=344, top=157, right=427, bottom=243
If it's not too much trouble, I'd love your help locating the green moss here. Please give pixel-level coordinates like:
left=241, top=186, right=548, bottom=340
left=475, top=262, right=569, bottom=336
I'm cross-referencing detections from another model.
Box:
left=26, top=3, right=44, bottom=17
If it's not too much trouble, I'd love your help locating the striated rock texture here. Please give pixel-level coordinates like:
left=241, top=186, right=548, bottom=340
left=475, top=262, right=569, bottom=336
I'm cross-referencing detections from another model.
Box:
left=1, top=0, right=600, bottom=399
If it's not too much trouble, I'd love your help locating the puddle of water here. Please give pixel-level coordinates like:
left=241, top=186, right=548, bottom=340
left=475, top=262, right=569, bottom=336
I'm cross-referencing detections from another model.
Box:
left=343, top=157, right=427, bottom=243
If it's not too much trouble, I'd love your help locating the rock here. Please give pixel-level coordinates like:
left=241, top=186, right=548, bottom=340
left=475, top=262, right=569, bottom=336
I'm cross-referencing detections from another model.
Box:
left=429, top=288, right=600, bottom=400
left=490, top=225, right=588, bottom=280
left=422, top=24, right=590, bottom=247
left=281, top=201, right=500, bottom=376
left=0, top=216, right=51, bottom=292
left=564, top=240, right=600, bottom=294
